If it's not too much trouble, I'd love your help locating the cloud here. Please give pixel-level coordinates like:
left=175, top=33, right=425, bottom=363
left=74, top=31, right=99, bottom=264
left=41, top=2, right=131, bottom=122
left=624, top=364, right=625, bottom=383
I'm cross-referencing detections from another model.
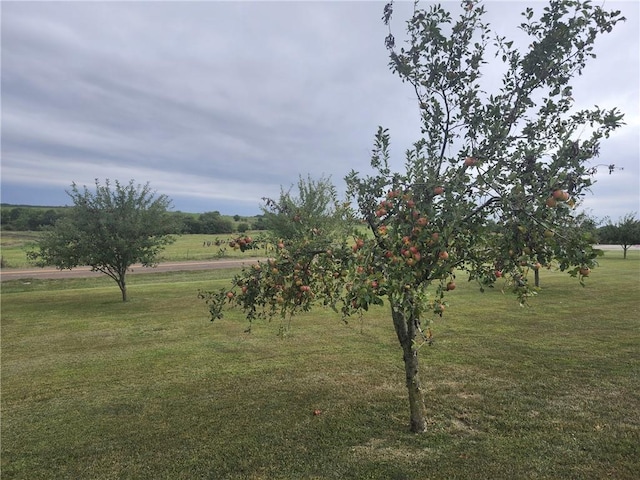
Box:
left=1, top=1, right=638, bottom=220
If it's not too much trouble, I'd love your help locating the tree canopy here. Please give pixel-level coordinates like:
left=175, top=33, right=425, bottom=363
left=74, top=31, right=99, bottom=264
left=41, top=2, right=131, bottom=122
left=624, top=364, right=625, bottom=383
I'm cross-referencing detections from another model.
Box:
left=201, top=0, right=625, bottom=432
left=28, top=179, right=175, bottom=301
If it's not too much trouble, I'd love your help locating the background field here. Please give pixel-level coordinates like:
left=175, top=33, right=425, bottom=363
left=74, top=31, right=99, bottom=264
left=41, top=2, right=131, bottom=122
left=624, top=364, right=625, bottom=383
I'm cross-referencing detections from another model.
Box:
left=1, top=251, right=639, bottom=479
left=0, top=231, right=43, bottom=268
left=0, top=232, right=268, bottom=269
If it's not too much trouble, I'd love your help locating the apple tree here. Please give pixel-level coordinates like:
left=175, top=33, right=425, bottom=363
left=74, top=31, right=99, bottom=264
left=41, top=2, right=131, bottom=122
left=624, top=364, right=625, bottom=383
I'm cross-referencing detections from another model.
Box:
left=28, top=179, right=175, bottom=302
left=200, top=175, right=358, bottom=334
left=201, top=0, right=625, bottom=432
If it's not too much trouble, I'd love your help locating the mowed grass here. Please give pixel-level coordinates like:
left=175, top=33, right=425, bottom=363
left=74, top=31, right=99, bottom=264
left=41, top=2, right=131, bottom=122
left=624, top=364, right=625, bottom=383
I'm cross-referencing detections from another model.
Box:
left=1, top=252, right=639, bottom=479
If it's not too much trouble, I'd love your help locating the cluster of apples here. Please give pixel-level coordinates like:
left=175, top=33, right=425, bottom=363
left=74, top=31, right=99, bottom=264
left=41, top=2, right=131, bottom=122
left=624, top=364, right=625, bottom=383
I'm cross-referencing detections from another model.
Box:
left=352, top=237, right=365, bottom=253
left=293, top=263, right=313, bottom=295
left=228, top=235, right=254, bottom=252
left=251, top=258, right=317, bottom=306
left=545, top=189, right=570, bottom=208
left=369, top=187, right=453, bottom=270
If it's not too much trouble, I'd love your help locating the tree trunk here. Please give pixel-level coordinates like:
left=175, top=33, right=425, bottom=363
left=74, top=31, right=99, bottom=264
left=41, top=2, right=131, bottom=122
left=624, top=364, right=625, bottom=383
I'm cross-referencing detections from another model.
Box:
left=391, top=301, right=428, bottom=433
left=623, top=245, right=628, bottom=259
left=534, top=268, right=540, bottom=287
left=402, top=343, right=428, bottom=432
left=118, top=274, right=128, bottom=302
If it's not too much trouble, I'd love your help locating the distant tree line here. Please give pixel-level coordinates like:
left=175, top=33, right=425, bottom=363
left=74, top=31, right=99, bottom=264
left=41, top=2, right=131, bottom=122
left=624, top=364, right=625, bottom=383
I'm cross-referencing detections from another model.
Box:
left=1, top=205, right=267, bottom=234
left=1, top=206, right=66, bottom=231
left=4, top=204, right=635, bottom=248
left=171, top=211, right=266, bottom=234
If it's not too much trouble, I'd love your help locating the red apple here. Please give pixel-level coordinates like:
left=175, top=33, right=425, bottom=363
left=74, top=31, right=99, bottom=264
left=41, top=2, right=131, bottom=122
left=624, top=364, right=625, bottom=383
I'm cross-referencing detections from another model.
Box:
left=439, top=251, right=449, bottom=260
left=433, top=186, right=445, bottom=195
left=446, top=281, right=456, bottom=291
left=545, top=197, right=557, bottom=208
left=552, top=189, right=569, bottom=201
left=464, top=156, right=476, bottom=167
left=579, top=267, right=591, bottom=277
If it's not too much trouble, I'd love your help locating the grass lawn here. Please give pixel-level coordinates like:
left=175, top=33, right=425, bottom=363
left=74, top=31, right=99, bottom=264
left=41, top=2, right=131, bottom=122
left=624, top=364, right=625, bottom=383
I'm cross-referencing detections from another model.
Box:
left=1, top=251, right=639, bottom=479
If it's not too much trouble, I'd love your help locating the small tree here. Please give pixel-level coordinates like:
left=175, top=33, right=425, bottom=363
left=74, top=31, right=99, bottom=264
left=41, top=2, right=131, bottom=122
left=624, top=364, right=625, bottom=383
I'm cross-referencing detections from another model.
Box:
left=600, top=213, right=640, bottom=259
left=29, top=179, right=175, bottom=301
left=201, top=0, right=624, bottom=432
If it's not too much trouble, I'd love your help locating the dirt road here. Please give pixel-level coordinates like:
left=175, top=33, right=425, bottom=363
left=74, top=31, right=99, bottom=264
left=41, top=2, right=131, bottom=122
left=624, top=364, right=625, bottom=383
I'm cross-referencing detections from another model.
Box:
left=0, top=258, right=265, bottom=282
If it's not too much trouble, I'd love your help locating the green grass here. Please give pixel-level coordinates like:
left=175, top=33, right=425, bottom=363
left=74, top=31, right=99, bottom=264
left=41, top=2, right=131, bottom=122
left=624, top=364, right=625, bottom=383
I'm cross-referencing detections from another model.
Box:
left=157, top=232, right=269, bottom=262
left=1, top=252, right=639, bottom=479
left=0, top=231, right=42, bottom=268
left=0, top=232, right=267, bottom=268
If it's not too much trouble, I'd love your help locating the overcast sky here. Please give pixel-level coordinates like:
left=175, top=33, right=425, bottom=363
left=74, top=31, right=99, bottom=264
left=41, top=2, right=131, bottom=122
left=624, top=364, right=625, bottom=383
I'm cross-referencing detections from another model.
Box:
left=2, top=1, right=638, bottom=221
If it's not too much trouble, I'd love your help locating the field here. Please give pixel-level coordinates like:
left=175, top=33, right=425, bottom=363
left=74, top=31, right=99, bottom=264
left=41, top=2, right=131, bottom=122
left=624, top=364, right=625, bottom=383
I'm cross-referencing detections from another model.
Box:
left=1, top=251, right=639, bottom=479
left=0, top=231, right=43, bottom=268
left=0, top=232, right=267, bottom=269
